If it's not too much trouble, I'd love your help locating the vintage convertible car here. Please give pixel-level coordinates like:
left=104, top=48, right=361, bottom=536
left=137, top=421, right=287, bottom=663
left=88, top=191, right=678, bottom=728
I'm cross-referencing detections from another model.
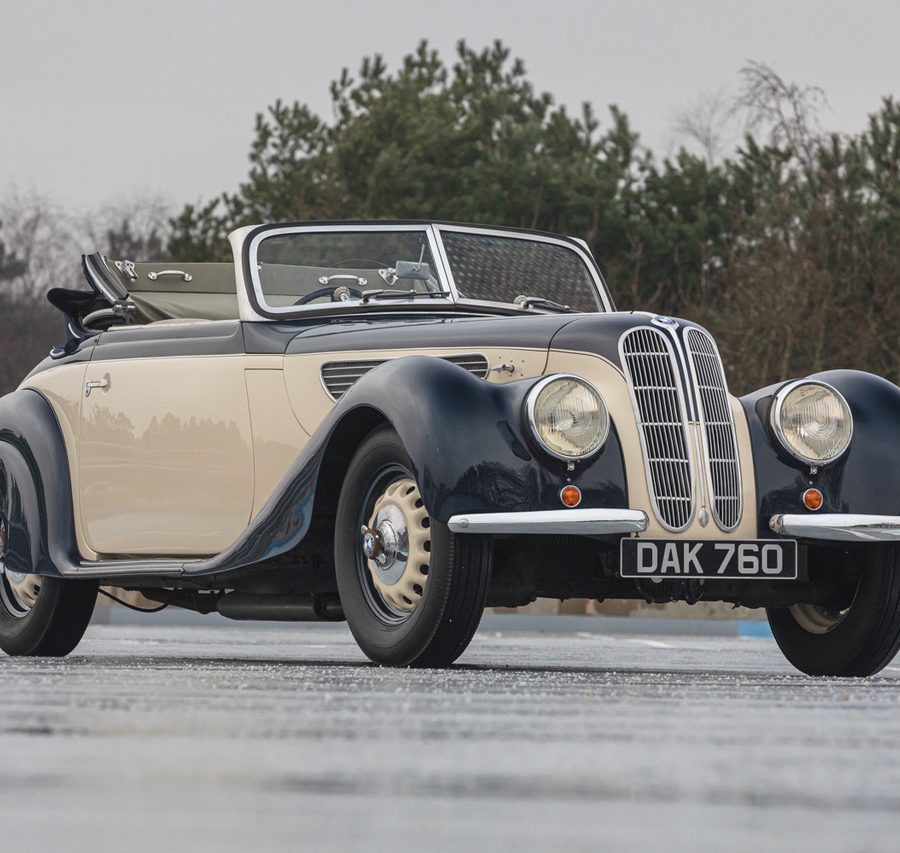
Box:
left=1, top=221, right=899, bottom=673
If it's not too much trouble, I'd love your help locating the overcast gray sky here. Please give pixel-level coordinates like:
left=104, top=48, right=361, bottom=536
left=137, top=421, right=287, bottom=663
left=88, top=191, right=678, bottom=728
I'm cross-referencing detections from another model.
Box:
left=1, top=0, right=897, bottom=211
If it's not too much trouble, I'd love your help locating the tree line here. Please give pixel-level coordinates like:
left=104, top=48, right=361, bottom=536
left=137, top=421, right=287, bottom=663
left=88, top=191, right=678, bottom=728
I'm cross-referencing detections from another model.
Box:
left=1, top=41, right=897, bottom=395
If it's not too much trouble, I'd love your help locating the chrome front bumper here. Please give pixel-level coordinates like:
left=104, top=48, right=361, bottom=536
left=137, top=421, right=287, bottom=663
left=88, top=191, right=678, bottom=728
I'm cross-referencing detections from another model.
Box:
left=448, top=509, right=900, bottom=541
left=770, top=513, right=900, bottom=542
left=447, top=508, right=648, bottom=536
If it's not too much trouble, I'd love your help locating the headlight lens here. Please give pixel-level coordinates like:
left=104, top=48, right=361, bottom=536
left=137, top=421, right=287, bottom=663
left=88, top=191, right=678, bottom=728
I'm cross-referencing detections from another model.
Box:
left=526, top=376, right=609, bottom=460
left=771, top=381, right=853, bottom=466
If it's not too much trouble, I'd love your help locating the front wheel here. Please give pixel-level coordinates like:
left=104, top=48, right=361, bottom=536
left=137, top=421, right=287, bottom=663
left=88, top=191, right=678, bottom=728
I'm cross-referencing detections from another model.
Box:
left=334, top=426, right=492, bottom=667
left=767, top=545, right=900, bottom=676
left=0, top=520, right=98, bottom=657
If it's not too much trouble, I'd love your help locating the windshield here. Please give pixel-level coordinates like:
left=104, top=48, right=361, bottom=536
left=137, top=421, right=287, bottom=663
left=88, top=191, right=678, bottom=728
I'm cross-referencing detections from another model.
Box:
left=254, top=229, right=442, bottom=309
left=247, top=225, right=605, bottom=314
left=439, top=230, right=602, bottom=312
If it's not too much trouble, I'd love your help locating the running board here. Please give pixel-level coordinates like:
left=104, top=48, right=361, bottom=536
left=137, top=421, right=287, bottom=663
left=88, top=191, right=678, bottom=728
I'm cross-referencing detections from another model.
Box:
left=68, top=559, right=197, bottom=578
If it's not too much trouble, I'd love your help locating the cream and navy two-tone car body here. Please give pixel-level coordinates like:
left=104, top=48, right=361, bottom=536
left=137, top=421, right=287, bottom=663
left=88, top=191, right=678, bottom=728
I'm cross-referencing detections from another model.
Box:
left=1, top=221, right=899, bottom=672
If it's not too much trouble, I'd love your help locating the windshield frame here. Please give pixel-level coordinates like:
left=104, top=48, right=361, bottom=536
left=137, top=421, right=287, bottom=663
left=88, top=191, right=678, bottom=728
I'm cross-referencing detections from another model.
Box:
left=431, top=223, right=613, bottom=314
left=238, top=221, right=614, bottom=320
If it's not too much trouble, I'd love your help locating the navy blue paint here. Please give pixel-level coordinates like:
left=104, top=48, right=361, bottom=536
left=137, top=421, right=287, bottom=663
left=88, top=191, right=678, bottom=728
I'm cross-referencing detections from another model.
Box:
left=91, top=319, right=246, bottom=361
left=25, top=338, right=97, bottom=381
left=280, top=314, right=580, bottom=356
left=0, top=391, right=81, bottom=578
left=741, top=369, right=900, bottom=537
left=5, top=311, right=899, bottom=582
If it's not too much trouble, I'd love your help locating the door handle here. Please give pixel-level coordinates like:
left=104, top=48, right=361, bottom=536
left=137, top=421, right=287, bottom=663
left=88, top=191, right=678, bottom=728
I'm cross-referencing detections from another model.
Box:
left=84, top=377, right=110, bottom=397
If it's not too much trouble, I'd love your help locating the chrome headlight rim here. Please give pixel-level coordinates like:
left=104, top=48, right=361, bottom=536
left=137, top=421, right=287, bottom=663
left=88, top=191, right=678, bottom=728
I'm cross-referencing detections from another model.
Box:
left=525, top=374, right=610, bottom=462
left=769, top=379, right=854, bottom=467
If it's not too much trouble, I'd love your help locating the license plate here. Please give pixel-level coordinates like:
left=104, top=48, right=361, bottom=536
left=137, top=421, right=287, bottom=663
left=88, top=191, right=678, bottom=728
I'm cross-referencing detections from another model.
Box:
left=620, top=539, right=798, bottom=580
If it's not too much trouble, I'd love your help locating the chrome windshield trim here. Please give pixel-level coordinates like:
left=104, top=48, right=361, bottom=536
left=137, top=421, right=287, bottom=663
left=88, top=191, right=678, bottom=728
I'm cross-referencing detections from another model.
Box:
left=447, top=508, right=648, bottom=535
left=238, top=221, right=614, bottom=321
left=432, top=223, right=614, bottom=313
left=769, top=514, right=900, bottom=542
left=246, top=223, right=453, bottom=316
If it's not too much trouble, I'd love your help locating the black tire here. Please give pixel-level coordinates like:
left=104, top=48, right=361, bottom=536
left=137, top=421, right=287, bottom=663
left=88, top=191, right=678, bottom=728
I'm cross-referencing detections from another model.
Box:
left=767, top=545, right=900, bottom=677
left=0, top=574, right=98, bottom=657
left=335, top=425, right=492, bottom=667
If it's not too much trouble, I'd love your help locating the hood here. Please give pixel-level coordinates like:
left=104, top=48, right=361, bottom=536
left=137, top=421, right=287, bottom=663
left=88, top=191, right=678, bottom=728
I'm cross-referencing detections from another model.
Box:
left=547, top=311, right=710, bottom=369
left=280, top=313, right=581, bottom=356
left=264, top=309, right=709, bottom=362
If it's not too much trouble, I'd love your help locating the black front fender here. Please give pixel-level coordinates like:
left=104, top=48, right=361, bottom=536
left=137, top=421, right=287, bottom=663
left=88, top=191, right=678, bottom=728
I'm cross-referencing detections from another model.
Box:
left=344, top=357, right=628, bottom=522
left=742, top=369, right=900, bottom=536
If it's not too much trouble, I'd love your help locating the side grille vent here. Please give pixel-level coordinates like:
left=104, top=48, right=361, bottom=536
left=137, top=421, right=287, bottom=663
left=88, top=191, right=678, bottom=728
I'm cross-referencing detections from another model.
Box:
left=620, top=328, right=696, bottom=531
left=685, top=328, right=742, bottom=530
left=321, top=353, right=489, bottom=400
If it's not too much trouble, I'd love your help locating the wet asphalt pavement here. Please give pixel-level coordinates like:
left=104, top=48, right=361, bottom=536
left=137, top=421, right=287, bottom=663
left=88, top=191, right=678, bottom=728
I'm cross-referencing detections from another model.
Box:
left=2, top=617, right=900, bottom=853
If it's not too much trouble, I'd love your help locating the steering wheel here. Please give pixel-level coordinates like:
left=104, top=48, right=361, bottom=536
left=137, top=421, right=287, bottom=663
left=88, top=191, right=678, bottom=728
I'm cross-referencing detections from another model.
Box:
left=294, top=285, right=363, bottom=305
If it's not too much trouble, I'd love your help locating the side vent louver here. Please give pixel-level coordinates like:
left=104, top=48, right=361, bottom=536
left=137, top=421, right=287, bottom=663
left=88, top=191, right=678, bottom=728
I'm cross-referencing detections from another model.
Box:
left=321, top=354, right=489, bottom=400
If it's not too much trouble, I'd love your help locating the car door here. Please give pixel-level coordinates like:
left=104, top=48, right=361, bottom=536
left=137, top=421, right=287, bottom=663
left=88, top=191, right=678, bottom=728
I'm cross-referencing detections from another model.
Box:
left=77, top=321, right=254, bottom=557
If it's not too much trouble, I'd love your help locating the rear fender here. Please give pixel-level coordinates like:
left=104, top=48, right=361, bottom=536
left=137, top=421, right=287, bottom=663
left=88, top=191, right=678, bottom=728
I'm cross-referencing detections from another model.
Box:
left=0, top=390, right=79, bottom=577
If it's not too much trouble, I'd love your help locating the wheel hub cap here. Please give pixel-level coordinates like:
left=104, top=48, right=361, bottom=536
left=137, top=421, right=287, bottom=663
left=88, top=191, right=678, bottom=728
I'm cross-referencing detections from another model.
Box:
left=361, top=478, right=430, bottom=613
left=361, top=528, right=385, bottom=561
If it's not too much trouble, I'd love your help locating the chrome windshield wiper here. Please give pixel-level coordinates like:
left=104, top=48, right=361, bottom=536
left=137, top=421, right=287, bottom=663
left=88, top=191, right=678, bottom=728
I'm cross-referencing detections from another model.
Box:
left=513, top=295, right=576, bottom=313
left=359, top=289, right=452, bottom=304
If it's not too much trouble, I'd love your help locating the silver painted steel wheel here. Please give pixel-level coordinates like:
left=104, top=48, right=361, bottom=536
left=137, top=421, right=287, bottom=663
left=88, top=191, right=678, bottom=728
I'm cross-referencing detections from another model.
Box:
left=353, top=463, right=432, bottom=625
left=334, top=426, right=492, bottom=667
left=361, top=477, right=431, bottom=617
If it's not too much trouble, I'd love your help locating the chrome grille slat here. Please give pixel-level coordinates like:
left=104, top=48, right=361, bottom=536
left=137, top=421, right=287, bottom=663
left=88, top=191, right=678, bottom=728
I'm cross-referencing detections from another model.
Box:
left=322, top=354, right=489, bottom=400
left=620, top=328, right=695, bottom=531
left=686, top=328, right=743, bottom=531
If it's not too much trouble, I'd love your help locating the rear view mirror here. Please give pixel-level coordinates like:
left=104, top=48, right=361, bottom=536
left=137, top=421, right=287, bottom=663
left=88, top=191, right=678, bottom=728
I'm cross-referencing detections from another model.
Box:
left=394, top=260, right=431, bottom=281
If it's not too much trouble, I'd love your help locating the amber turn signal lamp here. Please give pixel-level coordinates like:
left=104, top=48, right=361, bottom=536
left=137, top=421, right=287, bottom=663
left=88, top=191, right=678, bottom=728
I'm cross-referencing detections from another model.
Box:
left=560, top=485, right=582, bottom=508
left=802, top=488, right=824, bottom=511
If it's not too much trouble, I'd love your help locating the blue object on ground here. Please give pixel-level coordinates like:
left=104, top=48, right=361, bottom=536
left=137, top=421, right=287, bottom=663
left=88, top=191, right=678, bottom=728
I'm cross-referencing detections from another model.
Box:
left=739, top=620, right=774, bottom=639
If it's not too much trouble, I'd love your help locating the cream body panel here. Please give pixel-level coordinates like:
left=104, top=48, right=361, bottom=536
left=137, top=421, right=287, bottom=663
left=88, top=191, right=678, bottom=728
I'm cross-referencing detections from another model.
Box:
left=544, top=350, right=759, bottom=539
left=244, top=367, right=310, bottom=517
left=283, top=347, right=549, bottom=436
left=19, top=362, right=99, bottom=562
left=78, top=356, right=254, bottom=556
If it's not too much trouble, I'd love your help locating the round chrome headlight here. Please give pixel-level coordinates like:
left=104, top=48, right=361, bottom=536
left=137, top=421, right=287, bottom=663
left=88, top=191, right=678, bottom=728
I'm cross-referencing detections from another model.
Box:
left=770, top=380, right=853, bottom=466
left=526, top=375, right=609, bottom=460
